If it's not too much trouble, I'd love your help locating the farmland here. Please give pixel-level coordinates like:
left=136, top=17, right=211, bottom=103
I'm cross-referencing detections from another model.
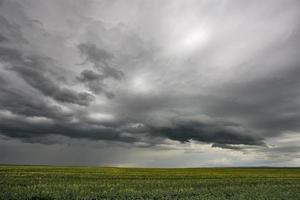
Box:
left=0, top=165, right=300, bottom=200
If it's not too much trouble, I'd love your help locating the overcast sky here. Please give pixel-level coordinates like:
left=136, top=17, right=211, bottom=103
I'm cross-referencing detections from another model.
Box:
left=0, top=0, right=300, bottom=167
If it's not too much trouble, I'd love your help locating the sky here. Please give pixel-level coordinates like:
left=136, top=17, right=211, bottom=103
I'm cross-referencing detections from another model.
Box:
left=0, top=0, right=300, bottom=167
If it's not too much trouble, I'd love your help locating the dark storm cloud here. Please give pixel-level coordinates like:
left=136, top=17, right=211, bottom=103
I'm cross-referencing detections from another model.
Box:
left=205, top=64, right=300, bottom=137
left=78, top=43, right=124, bottom=80
left=0, top=75, right=134, bottom=143
left=0, top=47, right=22, bottom=63
left=0, top=113, right=136, bottom=143
left=147, top=117, right=264, bottom=146
left=0, top=75, right=132, bottom=143
left=77, top=69, right=115, bottom=98
left=0, top=0, right=300, bottom=166
left=78, top=69, right=105, bottom=82
left=0, top=76, right=72, bottom=120
left=11, top=63, right=94, bottom=106
left=0, top=11, right=94, bottom=106
left=0, top=47, right=94, bottom=106
left=77, top=43, right=124, bottom=98
left=0, top=15, right=27, bottom=44
left=0, top=34, right=8, bottom=43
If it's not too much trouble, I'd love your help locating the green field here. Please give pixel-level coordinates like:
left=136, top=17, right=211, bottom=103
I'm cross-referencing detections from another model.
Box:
left=0, top=165, right=300, bottom=200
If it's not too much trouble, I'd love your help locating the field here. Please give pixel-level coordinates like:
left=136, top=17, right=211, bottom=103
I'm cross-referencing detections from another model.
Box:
left=0, top=165, right=300, bottom=200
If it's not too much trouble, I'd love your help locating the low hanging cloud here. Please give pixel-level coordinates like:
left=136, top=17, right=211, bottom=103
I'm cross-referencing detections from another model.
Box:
left=0, top=0, right=300, bottom=166
left=147, top=118, right=264, bottom=146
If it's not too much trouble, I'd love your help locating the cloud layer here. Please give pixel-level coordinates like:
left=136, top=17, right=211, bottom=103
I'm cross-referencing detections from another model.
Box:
left=0, top=0, right=299, bottom=166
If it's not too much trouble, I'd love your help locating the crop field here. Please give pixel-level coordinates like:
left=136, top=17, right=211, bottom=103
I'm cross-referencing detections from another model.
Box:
left=0, top=165, right=300, bottom=200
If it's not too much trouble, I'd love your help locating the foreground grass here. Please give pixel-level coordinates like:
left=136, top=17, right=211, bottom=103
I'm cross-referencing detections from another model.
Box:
left=0, top=165, right=300, bottom=200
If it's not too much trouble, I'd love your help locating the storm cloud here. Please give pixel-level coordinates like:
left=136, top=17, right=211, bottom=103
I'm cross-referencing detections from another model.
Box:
left=0, top=0, right=299, bottom=166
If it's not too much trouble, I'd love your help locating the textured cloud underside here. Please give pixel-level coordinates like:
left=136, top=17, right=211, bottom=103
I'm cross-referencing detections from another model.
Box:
left=0, top=0, right=300, bottom=166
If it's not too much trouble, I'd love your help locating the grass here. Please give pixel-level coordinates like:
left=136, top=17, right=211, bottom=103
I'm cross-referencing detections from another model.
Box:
left=0, top=165, right=300, bottom=200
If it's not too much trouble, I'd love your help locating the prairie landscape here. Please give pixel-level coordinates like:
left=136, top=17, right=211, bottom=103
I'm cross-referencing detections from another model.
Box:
left=1, top=165, right=300, bottom=200
left=1, top=0, right=300, bottom=199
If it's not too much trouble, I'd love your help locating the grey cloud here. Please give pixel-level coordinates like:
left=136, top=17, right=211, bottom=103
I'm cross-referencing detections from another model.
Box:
left=78, top=69, right=105, bottom=82
left=211, top=143, right=244, bottom=150
left=147, top=117, right=264, bottom=146
left=269, top=146, right=300, bottom=154
left=78, top=43, right=124, bottom=80
left=0, top=49, right=94, bottom=106
left=76, top=42, right=125, bottom=98
left=0, top=74, right=131, bottom=143
left=77, top=69, right=114, bottom=98
left=0, top=11, right=94, bottom=106
left=0, top=47, right=23, bottom=63
left=206, top=65, right=300, bottom=137
left=0, top=0, right=300, bottom=166
left=0, top=34, right=8, bottom=43
left=0, top=109, right=136, bottom=144
left=11, top=64, right=94, bottom=106
left=78, top=43, right=113, bottom=64
left=0, top=15, right=27, bottom=44
left=0, top=76, right=72, bottom=120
